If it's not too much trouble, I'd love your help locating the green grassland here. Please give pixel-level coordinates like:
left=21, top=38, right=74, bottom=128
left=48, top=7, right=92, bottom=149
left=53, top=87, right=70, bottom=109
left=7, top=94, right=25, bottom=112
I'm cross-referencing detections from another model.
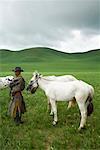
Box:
left=0, top=47, right=100, bottom=73
left=0, top=48, right=100, bottom=149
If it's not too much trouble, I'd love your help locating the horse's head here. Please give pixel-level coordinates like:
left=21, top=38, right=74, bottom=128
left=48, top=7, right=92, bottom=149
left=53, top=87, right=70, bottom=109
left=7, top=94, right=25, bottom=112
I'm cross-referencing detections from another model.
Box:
left=26, top=71, right=41, bottom=94
left=5, top=76, right=14, bottom=86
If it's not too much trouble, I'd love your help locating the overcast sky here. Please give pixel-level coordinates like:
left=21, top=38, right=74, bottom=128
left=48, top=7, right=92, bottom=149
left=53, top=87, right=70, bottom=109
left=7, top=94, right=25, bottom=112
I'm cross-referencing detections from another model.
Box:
left=0, top=0, right=100, bottom=52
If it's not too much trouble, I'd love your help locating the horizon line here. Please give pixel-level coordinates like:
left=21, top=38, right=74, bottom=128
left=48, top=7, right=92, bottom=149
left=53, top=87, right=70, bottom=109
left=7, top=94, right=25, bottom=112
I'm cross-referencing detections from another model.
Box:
left=0, top=46, right=100, bottom=54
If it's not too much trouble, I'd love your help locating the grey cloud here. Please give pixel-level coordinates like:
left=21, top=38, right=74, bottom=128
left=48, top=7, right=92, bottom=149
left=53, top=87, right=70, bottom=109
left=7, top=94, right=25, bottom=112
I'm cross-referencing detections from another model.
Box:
left=0, top=0, right=99, bottom=51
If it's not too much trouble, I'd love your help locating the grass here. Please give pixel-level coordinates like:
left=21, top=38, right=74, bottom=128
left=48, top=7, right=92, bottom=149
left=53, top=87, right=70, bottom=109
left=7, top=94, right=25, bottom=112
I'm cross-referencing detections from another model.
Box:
left=0, top=71, right=100, bottom=150
left=0, top=48, right=100, bottom=149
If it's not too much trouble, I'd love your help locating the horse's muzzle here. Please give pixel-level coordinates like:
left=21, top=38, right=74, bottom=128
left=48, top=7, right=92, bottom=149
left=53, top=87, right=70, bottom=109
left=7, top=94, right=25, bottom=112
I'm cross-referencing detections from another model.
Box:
left=26, top=84, right=37, bottom=94
left=31, top=87, right=37, bottom=94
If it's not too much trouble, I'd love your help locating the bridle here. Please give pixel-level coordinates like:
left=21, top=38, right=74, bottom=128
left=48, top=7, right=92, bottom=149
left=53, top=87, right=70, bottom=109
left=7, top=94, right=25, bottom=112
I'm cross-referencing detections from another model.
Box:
left=7, top=78, right=13, bottom=82
left=30, top=74, right=56, bottom=90
left=30, top=77, right=39, bottom=88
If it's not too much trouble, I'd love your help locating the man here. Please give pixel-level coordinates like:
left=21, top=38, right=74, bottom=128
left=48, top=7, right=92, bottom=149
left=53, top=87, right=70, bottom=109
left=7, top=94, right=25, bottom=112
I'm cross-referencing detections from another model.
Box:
left=8, top=67, right=26, bottom=125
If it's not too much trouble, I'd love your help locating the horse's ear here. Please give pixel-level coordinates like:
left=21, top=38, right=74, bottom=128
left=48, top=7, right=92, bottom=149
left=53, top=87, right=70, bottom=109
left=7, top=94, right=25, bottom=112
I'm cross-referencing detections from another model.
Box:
left=39, top=74, right=42, bottom=78
left=33, top=70, right=38, bottom=76
left=36, top=73, right=39, bottom=78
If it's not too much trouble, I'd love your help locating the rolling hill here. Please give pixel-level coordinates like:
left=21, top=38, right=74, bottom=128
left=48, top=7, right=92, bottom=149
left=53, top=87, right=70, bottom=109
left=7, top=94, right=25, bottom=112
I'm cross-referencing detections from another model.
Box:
left=0, top=47, right=100, bottom=72
left=0, top=47, right=100, bottom=62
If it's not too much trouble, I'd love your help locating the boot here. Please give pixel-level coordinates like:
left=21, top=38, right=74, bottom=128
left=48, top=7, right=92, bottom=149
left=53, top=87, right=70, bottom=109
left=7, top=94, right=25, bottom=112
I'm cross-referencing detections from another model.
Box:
left=14, top=117, right=20, bottom=126
left=14, top=111, right=20, bottom=125
left=19, top=116, right=24, bottom=124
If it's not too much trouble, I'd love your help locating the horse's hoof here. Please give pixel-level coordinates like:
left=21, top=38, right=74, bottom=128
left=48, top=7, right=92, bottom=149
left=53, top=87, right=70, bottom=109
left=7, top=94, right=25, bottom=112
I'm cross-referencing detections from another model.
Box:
left=50, top=112, right=54, bottom=116
left=78, top=126, right=86, bottom=131
left=52, top=121, right=57, bottom=126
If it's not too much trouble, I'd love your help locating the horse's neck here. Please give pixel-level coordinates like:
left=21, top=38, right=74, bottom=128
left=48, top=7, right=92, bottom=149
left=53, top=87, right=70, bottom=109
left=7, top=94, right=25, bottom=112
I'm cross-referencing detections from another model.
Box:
left=38, top=78, right=50, bottom=91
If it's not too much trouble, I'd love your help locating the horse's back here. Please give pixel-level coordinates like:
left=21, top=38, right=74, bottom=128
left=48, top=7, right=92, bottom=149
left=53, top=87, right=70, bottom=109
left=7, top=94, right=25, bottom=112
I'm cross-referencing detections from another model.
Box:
left=45, top=81, right=77, bottom=101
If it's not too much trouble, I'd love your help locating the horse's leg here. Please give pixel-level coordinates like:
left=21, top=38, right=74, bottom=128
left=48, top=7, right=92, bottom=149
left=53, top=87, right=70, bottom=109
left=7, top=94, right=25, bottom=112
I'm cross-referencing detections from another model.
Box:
left=47, top=98, right=50, bottom=111
left=77, top=100, right=87, bottom=131
left=47, top=98, right=54, bottom=115
left=50, top=106, right=54, bottom=116
left=67, top=101, right=73, bottom=109
left=67, top=98, right=76, bottom=109
left=50, top=99, right=58, bottom=125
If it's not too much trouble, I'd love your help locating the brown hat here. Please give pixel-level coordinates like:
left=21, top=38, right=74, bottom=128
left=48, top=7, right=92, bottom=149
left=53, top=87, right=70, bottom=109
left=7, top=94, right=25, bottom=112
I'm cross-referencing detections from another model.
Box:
left=12, top=67, right=24, bottom=72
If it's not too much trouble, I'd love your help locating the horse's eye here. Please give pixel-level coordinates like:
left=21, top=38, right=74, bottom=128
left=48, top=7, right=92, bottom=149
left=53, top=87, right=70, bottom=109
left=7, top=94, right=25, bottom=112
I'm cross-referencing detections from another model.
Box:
left=36, top=74, right=38, bottom=78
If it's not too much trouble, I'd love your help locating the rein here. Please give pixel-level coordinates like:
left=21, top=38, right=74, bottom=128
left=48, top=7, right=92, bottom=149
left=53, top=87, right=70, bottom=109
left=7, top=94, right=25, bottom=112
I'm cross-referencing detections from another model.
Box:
left=31, top=78, right=39, bottom=87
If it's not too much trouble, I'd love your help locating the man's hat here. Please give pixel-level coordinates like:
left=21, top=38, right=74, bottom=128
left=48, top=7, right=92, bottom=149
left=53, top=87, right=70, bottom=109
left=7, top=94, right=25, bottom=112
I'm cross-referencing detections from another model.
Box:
left=12, top=67, right=24, bottom=72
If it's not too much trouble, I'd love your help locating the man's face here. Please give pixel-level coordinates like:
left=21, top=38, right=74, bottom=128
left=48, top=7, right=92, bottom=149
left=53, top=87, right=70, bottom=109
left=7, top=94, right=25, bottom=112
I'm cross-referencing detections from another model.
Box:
left=15, top=71, right=21, bottom=76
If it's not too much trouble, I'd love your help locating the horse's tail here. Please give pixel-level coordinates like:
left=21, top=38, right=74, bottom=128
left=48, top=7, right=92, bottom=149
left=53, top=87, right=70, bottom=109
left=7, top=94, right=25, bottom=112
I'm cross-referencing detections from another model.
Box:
left=86, top=94, right=94, bottom=116
left=89, top=85, right=94, bottom=99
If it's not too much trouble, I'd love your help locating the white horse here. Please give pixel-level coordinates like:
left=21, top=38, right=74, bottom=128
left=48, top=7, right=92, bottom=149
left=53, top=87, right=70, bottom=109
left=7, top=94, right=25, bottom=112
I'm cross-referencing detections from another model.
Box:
left=0, top=76, right=14, bottom=89
left=27, top=73, right=94, bottom=131
left=31, top=72, right=94, bottom=110
left=31, top=71, right=78, bottom=109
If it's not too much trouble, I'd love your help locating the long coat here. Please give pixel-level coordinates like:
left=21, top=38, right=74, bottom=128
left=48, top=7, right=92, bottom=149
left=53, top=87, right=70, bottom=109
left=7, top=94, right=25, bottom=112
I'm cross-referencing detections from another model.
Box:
left=8, top=76, right=26, bottom=118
